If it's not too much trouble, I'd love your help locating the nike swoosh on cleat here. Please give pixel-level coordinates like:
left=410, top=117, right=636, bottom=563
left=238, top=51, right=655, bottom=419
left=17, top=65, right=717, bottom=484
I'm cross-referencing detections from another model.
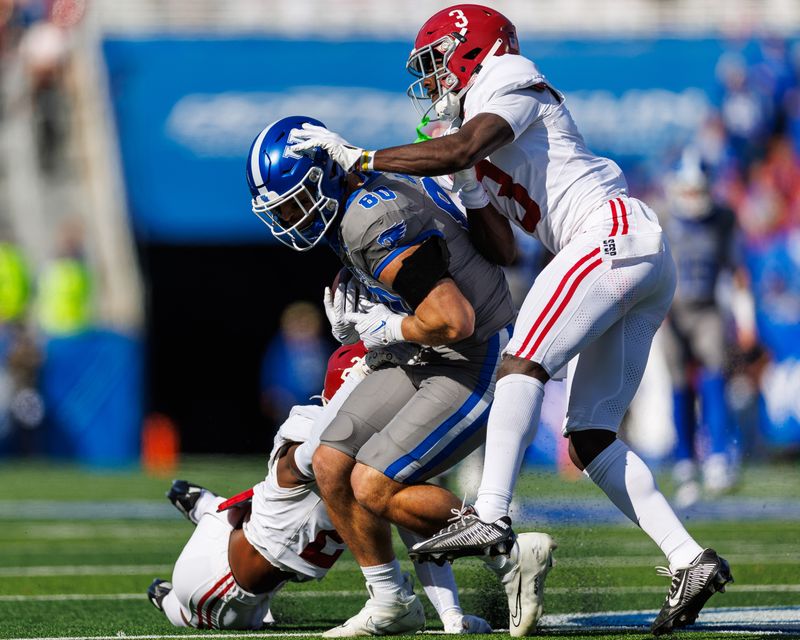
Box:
left=510, top=573, right=523, bottom=628
left=668, top=571, right=691, bottom=608
left=366, top=609, right=415, bottom=634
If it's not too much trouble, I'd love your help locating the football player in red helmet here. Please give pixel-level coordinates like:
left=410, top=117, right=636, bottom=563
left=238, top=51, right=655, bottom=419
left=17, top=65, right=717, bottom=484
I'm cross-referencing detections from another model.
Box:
left=406, top=4, right=519, bottom=121
left=291, top=4, right=732, bottom=636
left=148, top=343, right=491, bottom=634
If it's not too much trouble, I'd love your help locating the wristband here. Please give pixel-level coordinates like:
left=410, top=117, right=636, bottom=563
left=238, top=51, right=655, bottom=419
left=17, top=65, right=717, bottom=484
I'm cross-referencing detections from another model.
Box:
left=459, top=184, right=490, bottom=209
left=360, top=150, right=376, bottom=172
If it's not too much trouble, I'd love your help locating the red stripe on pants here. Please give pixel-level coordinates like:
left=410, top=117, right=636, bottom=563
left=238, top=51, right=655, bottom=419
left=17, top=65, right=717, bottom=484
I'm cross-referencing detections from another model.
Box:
left=203, top=579, right=236, bottom=629
left=609, top=199, right=619, bottom=236
left=196, top=572, right=232, bottom=629
left=521, top=255, right=605, bottom=360
left=514, top=247, right=602, bottom=358
left=617, top=197, right=629, bottom=235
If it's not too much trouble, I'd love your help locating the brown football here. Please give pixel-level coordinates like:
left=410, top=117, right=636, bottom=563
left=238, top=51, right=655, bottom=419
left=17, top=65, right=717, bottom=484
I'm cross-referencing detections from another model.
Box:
left=331, top=267, right=350, bottom=291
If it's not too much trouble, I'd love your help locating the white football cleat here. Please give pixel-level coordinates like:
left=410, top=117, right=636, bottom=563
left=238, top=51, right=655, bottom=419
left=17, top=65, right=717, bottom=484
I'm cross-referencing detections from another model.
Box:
left=441, top=609, right=493, bottom=634
left=323, top=574, right=425, bottom=637
left=499, top=532, right=556, bottom=637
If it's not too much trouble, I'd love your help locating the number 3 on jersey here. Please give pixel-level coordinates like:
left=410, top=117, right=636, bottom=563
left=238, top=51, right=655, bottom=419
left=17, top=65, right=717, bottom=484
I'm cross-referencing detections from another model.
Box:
left=476, top=160, right=541, bottom=233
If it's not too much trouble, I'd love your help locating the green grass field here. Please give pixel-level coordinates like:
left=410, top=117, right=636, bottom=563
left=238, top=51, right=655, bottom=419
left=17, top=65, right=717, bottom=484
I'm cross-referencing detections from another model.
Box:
left=0, top=458, right=798, bottom=640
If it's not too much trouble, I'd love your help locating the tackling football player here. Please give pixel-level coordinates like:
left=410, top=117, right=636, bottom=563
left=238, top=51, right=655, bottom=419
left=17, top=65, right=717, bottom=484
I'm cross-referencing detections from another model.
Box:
left=246, top=115, right=555, bottom=637
left=147, top=343, right=492, bottom=633
left=289, top=4, right=733, bottom=635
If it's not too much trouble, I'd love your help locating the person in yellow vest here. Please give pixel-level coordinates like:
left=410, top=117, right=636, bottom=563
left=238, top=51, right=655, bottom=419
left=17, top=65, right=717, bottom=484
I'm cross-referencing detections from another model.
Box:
left=37, top=256, right=92, bottom=336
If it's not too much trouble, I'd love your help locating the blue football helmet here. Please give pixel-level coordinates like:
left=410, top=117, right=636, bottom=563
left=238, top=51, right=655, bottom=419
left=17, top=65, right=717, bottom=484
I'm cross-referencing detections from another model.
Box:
left=246, top=116, right=347, bottom=251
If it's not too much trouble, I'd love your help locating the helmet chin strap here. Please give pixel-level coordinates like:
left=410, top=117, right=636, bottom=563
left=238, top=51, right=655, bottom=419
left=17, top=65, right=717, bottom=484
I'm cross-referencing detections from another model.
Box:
left=434, top=37, right=505, bottom=122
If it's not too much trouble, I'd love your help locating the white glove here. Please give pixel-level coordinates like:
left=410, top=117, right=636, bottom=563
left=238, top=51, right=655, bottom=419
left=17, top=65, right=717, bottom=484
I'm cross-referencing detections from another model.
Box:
left=452, top=166, right=490, bottom=209
left=344, top=303, right=406, bottom=350
left=289, top=123, right=371, bottom=173
left=323, top=278, right=360, bottom=345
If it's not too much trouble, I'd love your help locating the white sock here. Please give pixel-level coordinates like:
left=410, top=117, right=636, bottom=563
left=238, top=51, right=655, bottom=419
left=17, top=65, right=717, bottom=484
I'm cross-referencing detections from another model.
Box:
left=398, top=527, right=460, bottom=618
left=483, top=537, right=519, bottom=577
left=583, top=439, right=704, bottom=570
left=362, top=559, right=407, bottom=603
left=474, top=375, right=545, bottom=522
left=191, top=491, right=223, bottom=521
left=293, top=367, right=366, bottom=480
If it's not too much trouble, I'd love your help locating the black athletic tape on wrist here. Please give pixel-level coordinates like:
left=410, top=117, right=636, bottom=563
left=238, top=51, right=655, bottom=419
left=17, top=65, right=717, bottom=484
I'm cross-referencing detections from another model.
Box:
left=392, top=236, right=451, bottom=309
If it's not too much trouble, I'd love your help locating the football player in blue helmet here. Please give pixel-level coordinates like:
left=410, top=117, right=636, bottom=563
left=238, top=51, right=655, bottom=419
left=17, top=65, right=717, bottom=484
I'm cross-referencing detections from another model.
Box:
left=244, top=121, right=560, bottom=636
left=246, top=116, right=347, bottom=251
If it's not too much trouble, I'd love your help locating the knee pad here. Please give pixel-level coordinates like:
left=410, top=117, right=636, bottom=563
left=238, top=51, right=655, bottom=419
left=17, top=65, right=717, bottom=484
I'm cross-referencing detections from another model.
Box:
left=319, top=412, right=376, bottom=459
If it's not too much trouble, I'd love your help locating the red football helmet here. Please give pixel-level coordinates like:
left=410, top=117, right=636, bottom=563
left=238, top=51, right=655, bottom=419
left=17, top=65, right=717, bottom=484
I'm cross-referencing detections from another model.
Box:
left=406, top=4, right=519, bottom=121
left=322, top=341, right=368, bottom=402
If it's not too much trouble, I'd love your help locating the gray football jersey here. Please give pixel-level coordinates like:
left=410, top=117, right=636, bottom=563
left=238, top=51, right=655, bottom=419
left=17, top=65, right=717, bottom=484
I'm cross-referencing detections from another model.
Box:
left=333, top=173, right=515, bottom=361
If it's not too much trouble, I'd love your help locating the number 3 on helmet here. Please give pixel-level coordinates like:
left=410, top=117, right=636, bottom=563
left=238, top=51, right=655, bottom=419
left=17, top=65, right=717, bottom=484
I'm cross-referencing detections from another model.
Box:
left=406, top=4, right=519, bottom=122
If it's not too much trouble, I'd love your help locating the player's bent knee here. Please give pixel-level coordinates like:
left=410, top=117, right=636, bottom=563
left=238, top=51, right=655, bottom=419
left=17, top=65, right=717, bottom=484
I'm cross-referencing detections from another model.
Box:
left=351, top=463, right=396, bottom=517
left=312, top=445, right=353, bottom=495
left=498, top=353, right=549, bottom=382
left=568, top=429, right=617, bottom=469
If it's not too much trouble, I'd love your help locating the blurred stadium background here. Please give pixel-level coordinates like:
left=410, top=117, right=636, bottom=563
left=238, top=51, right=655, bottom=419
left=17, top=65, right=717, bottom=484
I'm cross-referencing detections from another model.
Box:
left=0, top=0, right=799, bottom=636
left=0, top=0, right=798, bottom=474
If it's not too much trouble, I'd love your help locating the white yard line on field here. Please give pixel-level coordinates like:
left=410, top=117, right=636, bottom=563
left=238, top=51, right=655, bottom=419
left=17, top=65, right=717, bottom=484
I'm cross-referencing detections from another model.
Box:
left=2, top=584, right=800, bottom=602
left=0, top=565, right=172, bottom=577
left=3, top=552, right=798, bottom=577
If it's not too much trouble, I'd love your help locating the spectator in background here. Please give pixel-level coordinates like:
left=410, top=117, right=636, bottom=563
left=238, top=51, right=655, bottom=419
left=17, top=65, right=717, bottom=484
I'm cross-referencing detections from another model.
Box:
left=37, top=217, right=93, bottom=337
left=0, top=242, right=44, bottom=455
left=16, top=7, right=72, bottom=175
left=717, top=51, right=774, bottom=170
left=660, top=151, right=742, bottom=506
left=260, top=301, right=332, bottom=424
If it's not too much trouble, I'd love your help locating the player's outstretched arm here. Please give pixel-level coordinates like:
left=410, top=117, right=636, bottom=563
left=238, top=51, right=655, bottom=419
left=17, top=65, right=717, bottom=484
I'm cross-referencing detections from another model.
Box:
left=372, top=113, right=514, bottom=176
left=289, top=114, right=514, bottom=176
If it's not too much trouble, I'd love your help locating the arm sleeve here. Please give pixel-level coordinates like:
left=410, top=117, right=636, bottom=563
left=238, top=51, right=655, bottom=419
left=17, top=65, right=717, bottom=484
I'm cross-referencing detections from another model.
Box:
left=477, top=86, right=554, bottom=140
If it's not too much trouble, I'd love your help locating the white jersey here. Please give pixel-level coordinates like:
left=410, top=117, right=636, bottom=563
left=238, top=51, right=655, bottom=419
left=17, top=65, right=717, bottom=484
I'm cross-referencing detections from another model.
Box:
left=463, top=53, right=628, bottom=254
left=243, top=404, right=346, bottom=581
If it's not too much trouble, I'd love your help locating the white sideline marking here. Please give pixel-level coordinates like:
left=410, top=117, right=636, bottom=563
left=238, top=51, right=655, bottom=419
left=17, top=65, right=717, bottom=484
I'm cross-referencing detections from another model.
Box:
left=0, top=565, right=172, bottom=577
left=540, top=605, right=800, bottom=633
left=1, top=607, right=797, bottom=638
left=3, top=584, right=800, bottom=602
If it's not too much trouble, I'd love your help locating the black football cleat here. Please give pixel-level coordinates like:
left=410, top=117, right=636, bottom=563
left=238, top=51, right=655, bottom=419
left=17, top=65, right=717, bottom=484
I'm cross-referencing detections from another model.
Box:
left=147, top=578, right=173, bottom=611
left=409, top=506, right=516, bottom=564
left=167, top=479, right=211, bottom=524
left=651, top=548, right=733, bottom=636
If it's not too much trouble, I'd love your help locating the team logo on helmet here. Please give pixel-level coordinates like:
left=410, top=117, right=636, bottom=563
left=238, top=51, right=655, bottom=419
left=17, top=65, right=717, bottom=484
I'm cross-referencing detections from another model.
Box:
left=406, top=4, right=520, bottom=122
